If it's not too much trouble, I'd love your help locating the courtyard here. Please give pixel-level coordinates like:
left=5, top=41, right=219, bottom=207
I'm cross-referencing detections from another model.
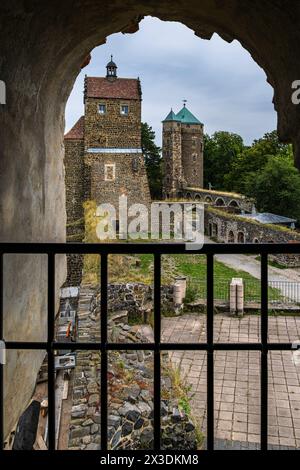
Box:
left=162, top=314, right=300, bottom=449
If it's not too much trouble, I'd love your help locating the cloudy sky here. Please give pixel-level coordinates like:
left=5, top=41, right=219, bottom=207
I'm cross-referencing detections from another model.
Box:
left=65, top=16, right=276, bottom=147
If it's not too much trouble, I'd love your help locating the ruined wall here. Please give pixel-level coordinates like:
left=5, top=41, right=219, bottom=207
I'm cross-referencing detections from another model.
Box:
left=67, top=286, right=197, bottom=450
left=205, top=209, right=300, bottom=266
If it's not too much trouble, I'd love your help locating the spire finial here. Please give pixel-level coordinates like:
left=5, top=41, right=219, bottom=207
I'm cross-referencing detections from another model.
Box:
left=183, top=99, right=187, bottom=107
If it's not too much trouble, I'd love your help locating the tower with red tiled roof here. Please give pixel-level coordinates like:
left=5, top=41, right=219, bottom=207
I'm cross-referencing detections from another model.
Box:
left=64, top=58, right=151, bottom=285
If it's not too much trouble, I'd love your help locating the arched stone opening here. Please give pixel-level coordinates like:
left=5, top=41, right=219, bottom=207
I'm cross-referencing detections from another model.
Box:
left=194, top=194, right=201, bottom=201
left=215, top=197, right=225, bottom=207
left=253, top=237, right=259, bottom=243
left=205, top=196, right=213, bottom=204
left=186, top=192, right=192, bottom=199
left=229, top=200, right=239, bottom=208
left=228, top=230, right=235, bottom=243
left=237, top=231, right=245, bottom=243
left=2, top=0, right=300, bottom=440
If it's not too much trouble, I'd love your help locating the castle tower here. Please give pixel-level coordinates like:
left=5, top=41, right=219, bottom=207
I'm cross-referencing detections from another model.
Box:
left=82, top=57, right=151, bottom=212
left=176, top=104, right=204, bottom=188
left=162, top=104, right=204, bottom=198
left=64, top=57, right=151, bottom=284
left=162, top=109, right=184, bottom=198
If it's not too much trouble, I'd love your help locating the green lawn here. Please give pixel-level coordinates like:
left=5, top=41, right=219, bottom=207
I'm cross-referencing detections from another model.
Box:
left=107, top=253, right=281, bottom=302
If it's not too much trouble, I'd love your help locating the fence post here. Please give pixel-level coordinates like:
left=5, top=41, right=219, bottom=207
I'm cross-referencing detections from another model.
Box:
left=230, top=278, right=244, bottom=316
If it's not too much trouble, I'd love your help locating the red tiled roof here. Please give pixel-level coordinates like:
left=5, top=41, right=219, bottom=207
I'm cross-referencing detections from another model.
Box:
left=85, top=77, right=141, bottom=100
left=64, top=116, right=84, bottom=140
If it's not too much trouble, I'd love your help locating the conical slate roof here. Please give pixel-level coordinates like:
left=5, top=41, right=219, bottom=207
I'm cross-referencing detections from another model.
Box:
left=162, top=108, right=180, bottom=122
left=176, top=106, right=202, bottom=125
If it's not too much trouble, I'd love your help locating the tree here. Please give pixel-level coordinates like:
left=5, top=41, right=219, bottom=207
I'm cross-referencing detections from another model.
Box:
left=203, top=131, right=244, bottom=189
left=224, top=131, right=292, bottom=195
left=251, top=154, right=300, bottom=221
left=141, top=122, right=162, bottom=199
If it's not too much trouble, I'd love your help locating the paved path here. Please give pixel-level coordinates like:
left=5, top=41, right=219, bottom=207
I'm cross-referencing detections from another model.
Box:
left=162, top=313, right=300, bottom=449
left=205, top=236, right=300, bottom=302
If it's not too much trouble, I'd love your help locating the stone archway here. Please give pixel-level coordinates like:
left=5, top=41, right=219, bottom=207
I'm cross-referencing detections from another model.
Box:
left=228, top=230, right=235, bottom=243
left=215, top=197, right=225, bottom=207
left=2, top=0, right=300, bottom=440
left=237, top=231, right=245, bottom=243
left=229, top=199, right=239, bottom=208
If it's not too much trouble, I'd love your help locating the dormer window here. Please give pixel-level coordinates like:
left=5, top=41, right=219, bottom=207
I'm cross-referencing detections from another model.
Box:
left=98, top=104, right=106, bottom=114
left=120, top=105, right=129, bottom=116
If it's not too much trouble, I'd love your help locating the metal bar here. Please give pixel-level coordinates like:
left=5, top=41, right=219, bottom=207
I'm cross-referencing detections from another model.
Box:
left=3, top=341, right=296, bottom=351
left=0, top=242, right=300, bottom=255
left=47, top=253, right=56, bottom=451
left=100, top=253, right=108, bottom=451
left=261, top=252, right=268, bottom=451
left=206, top=253, right=214, bottom=451
left=0, top=253, right=3, bottom=451
left=153, top=253, right=161, bottom=450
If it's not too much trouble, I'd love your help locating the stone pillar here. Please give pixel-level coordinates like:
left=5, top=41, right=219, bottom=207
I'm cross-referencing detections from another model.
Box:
left=230, top=278, right=244, bottom=316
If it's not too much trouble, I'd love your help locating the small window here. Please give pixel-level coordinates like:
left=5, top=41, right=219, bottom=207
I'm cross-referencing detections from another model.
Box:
left=104, top=164, right=115, bottom=181
left=98, top=104, right=106, bottom=114
left=120, top=105, right=129, bottom=115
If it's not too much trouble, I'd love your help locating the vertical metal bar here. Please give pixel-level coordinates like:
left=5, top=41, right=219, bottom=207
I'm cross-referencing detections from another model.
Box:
left=47, top=252, right=56, bottom=450
left=100, top=253, right=108, bottom=451
left=0, top=253, right=3, bottom=451
left=153, top=253, right=161, bottom=450
left=261, top=252, right=268, bottom=451
left=206, top=253, right=214, bottom=451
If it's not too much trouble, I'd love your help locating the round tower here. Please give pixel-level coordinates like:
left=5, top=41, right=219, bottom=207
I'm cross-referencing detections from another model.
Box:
left=162, top=109, right=184, bottom=198
left=176, top=103, right=204, bottom=189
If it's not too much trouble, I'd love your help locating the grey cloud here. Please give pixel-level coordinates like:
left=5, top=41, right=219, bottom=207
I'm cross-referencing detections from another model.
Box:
left=65, top=17, right=276, bottom=147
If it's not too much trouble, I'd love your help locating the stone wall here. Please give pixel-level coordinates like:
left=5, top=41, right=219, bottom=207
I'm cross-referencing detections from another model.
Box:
left=162, top=121, right=183, bottom=197
left=84, top=96, right=141, bottom=149
left=205, top=208, right=300, bottom=266
left=85, top=152, right=151, bottom=215
left=92, top=283, right=174, bottom=323
left=3, top=0, right=300, bottom=445
left=181, top=123, right=203, bottom=188
left=183, top=188, right=254, bottom=212
left=64, top=139, right=85, bottom=286
left=66, top=286, right=197, bottom=450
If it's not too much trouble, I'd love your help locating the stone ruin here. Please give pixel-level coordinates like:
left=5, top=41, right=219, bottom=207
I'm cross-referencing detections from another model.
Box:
left=63, top=285, right=198, bottom=450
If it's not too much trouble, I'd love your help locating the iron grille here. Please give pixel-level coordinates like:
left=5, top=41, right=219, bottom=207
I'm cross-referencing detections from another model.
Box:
left=0, top=241, right=300, bottom=453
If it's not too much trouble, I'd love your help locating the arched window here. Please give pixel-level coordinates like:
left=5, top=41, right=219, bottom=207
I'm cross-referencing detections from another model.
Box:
left=228, top=230, right=235, bottom=243
left=237, top=231, right=245, bottom=243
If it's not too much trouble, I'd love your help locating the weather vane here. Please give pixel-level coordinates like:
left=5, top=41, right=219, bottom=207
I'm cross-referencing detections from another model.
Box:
left=183, top=99, right=187, bottom=107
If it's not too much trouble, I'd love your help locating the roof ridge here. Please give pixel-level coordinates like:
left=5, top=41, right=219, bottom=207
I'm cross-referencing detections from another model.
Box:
left=64, top=115, right=84, bottom=140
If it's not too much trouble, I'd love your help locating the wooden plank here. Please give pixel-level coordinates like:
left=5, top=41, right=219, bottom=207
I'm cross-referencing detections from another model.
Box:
left=37, top=434, right=48, bottom=450
left=62, top=380, right=69, bottom=400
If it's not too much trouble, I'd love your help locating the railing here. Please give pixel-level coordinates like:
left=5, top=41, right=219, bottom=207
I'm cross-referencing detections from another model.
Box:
left=0, top=241, right=300, bottom=455
left=187, top=277, right=300, bottom=305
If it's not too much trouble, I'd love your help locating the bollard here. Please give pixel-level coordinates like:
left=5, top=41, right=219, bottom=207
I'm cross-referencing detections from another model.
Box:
left=230, top=278, right=244, bottom=316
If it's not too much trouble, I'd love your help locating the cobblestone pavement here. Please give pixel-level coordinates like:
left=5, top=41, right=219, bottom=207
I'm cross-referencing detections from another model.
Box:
left=162, top=314, right=300, bottom=449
